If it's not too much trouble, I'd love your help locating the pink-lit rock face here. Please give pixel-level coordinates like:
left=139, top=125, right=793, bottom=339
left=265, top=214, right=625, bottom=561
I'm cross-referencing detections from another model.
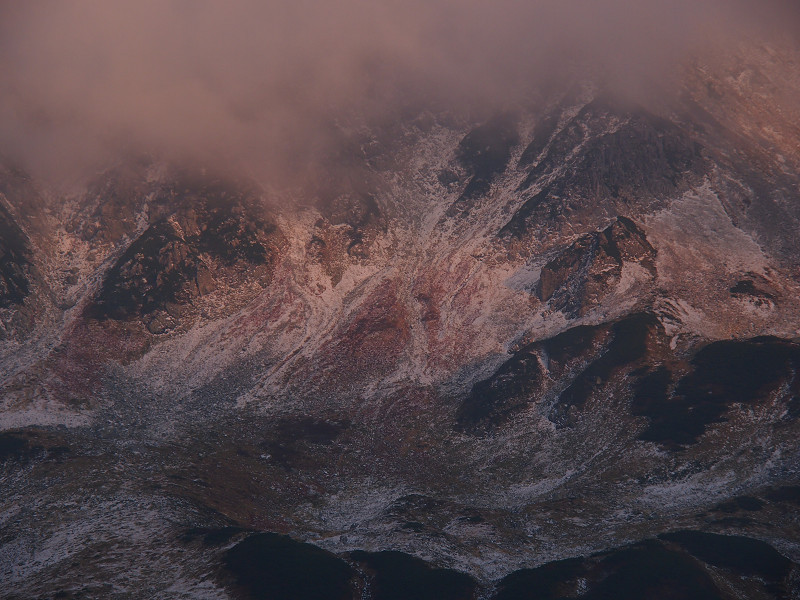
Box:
left=1, top=37, right=800, bottom=598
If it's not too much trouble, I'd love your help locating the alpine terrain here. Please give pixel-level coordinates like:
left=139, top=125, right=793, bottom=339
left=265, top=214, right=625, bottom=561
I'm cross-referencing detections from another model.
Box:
left=1, top=28, right=800, bottom=600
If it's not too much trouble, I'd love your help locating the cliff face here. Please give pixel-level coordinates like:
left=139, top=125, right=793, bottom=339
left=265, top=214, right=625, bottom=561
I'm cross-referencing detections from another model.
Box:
left=1, top=44, right=800, bottom=598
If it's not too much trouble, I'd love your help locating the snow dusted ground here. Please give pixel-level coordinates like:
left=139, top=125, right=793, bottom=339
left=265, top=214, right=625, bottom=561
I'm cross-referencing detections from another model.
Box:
left=2, top=44, right=800, bottom=597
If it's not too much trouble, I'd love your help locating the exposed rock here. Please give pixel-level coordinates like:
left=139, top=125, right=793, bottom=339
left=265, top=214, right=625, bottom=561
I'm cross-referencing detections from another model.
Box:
left=3, top=43, right=800, bottom=599
left=517, top=113, right=560, bottom=168
left=457, top=313, right=661, bottom=433
left=446, top=114, right=519, bottom=217
left=89, top=220, right=203, bottom=320
left=77, top=163, right=151, bottom=245
left=0, top=201, right=31, bottom=308
left=195, top=263, right=217, bottom=295
left=633, top=336, right=800, bottom=446
left=457, top=114, right=520, bottom=181
left=729, top=271, right=778, bottom=308
left=455, top=345, right=545, bottom=434
left=551, top=313, right=661, bottom=420
left=145, top=311, right=176, bottom=335
left=87, top=176, right=284, bottom=327
left=502, top=102, right=705, bottom=239
left=536, top=216, right=656, bottom=317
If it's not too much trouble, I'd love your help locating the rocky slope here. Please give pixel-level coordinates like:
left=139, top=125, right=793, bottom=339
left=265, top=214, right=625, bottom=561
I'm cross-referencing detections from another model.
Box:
left=1, top=42, right=800, bottom=598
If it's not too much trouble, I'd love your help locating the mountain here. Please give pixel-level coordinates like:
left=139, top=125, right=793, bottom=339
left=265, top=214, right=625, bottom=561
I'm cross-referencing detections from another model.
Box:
left=1, top=42, right=800, bottom=598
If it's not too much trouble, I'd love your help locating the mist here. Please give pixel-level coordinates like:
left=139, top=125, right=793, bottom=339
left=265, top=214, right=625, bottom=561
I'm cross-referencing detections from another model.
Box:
left=0, top=0, right=797, bottom=186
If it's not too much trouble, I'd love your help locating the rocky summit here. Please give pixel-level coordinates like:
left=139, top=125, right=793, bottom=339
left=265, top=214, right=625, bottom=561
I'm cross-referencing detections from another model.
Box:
left=2, top=42, right=800, bottom=599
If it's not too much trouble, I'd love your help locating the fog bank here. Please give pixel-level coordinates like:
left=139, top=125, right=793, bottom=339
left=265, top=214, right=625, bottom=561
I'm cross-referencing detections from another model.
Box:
left=0, top=0, right=797, bottom=185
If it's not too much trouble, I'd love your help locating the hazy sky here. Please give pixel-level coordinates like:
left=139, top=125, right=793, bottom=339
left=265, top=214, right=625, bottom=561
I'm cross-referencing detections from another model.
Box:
left=0, top=0, right=797, bottom=184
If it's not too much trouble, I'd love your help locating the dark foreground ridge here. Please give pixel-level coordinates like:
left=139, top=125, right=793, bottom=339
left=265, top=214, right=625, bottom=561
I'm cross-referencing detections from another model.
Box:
left=216, top=531, right=797, bottom=600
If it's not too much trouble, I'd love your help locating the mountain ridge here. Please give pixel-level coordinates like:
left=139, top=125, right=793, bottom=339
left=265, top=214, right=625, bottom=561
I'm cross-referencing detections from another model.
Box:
left=1, top=41, right=800, bottom=598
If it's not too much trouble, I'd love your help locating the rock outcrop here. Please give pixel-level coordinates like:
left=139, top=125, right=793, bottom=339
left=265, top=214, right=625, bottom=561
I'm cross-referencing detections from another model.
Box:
left=536, top=216, right=656, bottom=317
left=2, top=43, right=800, bottom=599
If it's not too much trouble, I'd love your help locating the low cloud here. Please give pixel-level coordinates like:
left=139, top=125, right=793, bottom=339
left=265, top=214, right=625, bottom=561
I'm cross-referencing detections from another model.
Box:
left=0, top=0, right=797, bottom=186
